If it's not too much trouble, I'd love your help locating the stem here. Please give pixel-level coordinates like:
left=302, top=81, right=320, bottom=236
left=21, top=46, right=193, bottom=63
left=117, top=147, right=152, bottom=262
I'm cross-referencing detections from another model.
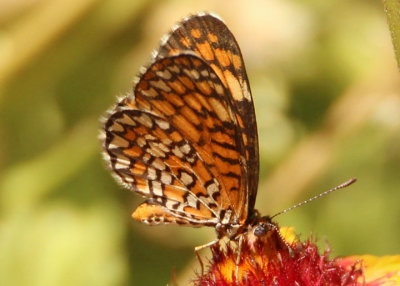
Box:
left=383, top=0, right=400, bottom=69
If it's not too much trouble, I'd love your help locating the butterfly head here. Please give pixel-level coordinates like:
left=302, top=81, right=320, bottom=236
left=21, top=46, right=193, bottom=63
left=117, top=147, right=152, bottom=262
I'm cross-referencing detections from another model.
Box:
left=252, top=216, right=274, bottom=237
left=245, top=210, right=276, bottom=238
left=246, top=213, right=293, bottom=256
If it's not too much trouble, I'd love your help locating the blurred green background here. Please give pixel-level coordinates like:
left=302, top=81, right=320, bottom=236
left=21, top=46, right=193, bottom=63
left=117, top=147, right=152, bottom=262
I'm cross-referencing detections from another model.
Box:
left=0, top=0, right=399, bottom=285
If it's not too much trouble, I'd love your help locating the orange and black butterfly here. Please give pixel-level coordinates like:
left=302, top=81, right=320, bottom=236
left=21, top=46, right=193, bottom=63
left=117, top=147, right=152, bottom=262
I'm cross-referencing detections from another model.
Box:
left=101, top=12, right=357, bottom=281
left=101, top=12, right=275, bottom=242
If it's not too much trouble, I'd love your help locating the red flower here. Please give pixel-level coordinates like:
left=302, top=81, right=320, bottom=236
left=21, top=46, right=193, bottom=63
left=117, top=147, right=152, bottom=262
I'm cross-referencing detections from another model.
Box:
left=194, top=227, right=400, bottom=285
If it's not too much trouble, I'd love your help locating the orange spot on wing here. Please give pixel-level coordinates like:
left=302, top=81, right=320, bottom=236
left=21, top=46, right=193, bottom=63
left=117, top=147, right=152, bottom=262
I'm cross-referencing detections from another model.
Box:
left=123, top=145, right=143, bottom=157
left=183, top=94, right=202, bottom=112
left=236, top=114, right=245, bottom=128
left=232, top=54, right=242, bottom=69
left=169, top=130, right=183, bottom=142
left=135, top=97, right=151, bottom=110
left=163, top=91, right=184, bottom=107
left=192, top=58, right=203, bottom=68
left=134, top=177, right=148, bottom=189
left=210, top=64, right=227, bottom=87
left=215, top=48, right=231, bottom=67
left=180, top=36, right=191, bottom=47
left=178, top=56, right=190, bottom=66
left=211, top=142, right=239, bottom=161
left=167, top=80, right=187, bottom=94
left=177, top=76, right=195, bottom=90
left=124, top=129, right=136, bottom=141
left=180, top=105, right=201, bottom=126
left=207, top=33, right=218, bottom=43
left=152, top=99, right=176, bottom=116
left=130, top=162, right=146, bottom=175
left=184, top=204, right=213, bottom=219
left=172, top=115, right=200, bottom=142
left=193, top=92, right=212, bottom=112
left=164, top=185, right=186, bottom=202
left=195, top=80, right=212, bottom=96
left=143, top=71, right=156, bottom=80
left=196, top=42, right=215, bottom=61
left=242, top=133, right=248, bottom=146
left=223, top=69, right=243, bottom=101
left=191, top=28, right=202, bottom=38
left=167, top=48, right=180, bottom=56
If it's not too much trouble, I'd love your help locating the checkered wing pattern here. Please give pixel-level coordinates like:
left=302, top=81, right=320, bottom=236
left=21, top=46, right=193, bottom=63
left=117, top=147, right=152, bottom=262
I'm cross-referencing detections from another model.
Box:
left=156, top=14, right=259, bottom=219
left=103, top=13, right=258, bottom=229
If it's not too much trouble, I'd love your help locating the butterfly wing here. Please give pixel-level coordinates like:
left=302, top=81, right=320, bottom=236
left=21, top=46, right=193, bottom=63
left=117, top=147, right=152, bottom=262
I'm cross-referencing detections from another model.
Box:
left=156, top=13, right=259, bottom=222
left=103, top=14, right=259, bottom=229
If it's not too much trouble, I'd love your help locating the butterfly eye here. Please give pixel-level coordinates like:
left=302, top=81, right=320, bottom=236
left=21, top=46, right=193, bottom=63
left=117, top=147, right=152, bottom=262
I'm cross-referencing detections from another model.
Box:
left=253, top=223, right=268, bottom=237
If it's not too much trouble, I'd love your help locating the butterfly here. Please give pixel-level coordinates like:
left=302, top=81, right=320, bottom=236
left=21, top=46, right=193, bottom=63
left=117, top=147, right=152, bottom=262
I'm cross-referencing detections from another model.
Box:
left=101, top=11, right=274, bottom=240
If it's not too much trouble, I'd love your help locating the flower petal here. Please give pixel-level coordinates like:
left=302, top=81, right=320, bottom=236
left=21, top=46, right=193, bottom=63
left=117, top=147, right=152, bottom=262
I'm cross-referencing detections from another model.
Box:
left=340, top=255, right=400, bottom=285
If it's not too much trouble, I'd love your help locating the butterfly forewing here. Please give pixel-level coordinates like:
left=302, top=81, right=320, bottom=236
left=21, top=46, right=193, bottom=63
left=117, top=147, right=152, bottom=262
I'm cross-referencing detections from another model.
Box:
left=156, top=14, right=259, bottom=221
left=103, top=13, right=259, bottom=232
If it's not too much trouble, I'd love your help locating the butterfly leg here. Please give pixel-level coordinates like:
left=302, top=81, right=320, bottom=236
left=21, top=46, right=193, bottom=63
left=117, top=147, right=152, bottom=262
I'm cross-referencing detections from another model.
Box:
left=235, top=235, right=244, bottom=286
left=194, top=239, right=220, bottom=275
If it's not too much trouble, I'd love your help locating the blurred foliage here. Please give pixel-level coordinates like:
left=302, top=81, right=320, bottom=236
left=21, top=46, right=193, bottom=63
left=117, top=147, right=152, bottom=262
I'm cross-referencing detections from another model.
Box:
left=0, top=0, right=399, bottom=285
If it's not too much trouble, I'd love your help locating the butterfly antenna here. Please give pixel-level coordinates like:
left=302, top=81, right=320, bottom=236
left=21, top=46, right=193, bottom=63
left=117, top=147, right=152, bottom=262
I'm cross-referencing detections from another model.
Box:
left=270, top=178, right=357, bottom=219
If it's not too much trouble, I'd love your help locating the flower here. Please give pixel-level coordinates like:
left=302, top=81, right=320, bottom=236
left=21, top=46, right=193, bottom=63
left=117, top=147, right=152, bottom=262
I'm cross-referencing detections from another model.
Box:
left=339, top=255, right=400, bottom=285
left=194, top=227, right=400, bottom=286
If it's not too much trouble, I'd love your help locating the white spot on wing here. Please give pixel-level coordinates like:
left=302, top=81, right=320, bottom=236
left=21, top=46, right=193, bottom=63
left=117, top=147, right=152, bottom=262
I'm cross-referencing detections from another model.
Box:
left=152, top=181, right=163, bottom=196
left=109, top=134, right=129, bottom=148
left=180, top=172, right=193, bottom=186
left=150, top=79, right=171, bottom=92
left=137, top=137, right=146, bottom=148
left=207, top=181, right=219, bottom=194
left=184, top=68, right=200, bottom=80
left=213, top=83, right=224, bottom=96
left=152, top=158, right=166, bottom=170
left=124, top=176, right=134, bottom=183
left=156, top=119, right=170, bottom=130
left=186, top=196, right=198, bottom=208
left=224, top=70, right=244, bottom=101
left=143, top=153, right=151, bottom=163
left=115, top=154, right=130, bottom=166
left=135, top=113, right=153, bottom=128
left=161, top=172, right=172, bottom=184
left=221, top=210, right=233, bottom=224
left=181, top=144, right=191, bottom=154
left=168, top=64, right=180, bottom=73
left=241, top=80, right=252, bottom=101
left=142, top=87, right=158, bottom=97
left=200, top=69, right=209, bottom=77
left=209, top=98, right=230, bottom=122
left=172, top=146, right=184, bottom=158
left=156, top=70, right=172, bottom=80
left=157, top=142, right=170, bottom=153
left=119, top=114, right=137, bottom=126
left=110, top=122, right=124, bottom=132
left=148, top=167, right=157, bottom=180
left=145, top=134, right=156, bottom=140
left=114, top=162, right=127, bottom=170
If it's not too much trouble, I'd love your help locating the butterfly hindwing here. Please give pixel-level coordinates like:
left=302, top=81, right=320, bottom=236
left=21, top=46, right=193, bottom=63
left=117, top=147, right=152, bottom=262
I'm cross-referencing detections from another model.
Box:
left=105, top=54, right=247, bottom=225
